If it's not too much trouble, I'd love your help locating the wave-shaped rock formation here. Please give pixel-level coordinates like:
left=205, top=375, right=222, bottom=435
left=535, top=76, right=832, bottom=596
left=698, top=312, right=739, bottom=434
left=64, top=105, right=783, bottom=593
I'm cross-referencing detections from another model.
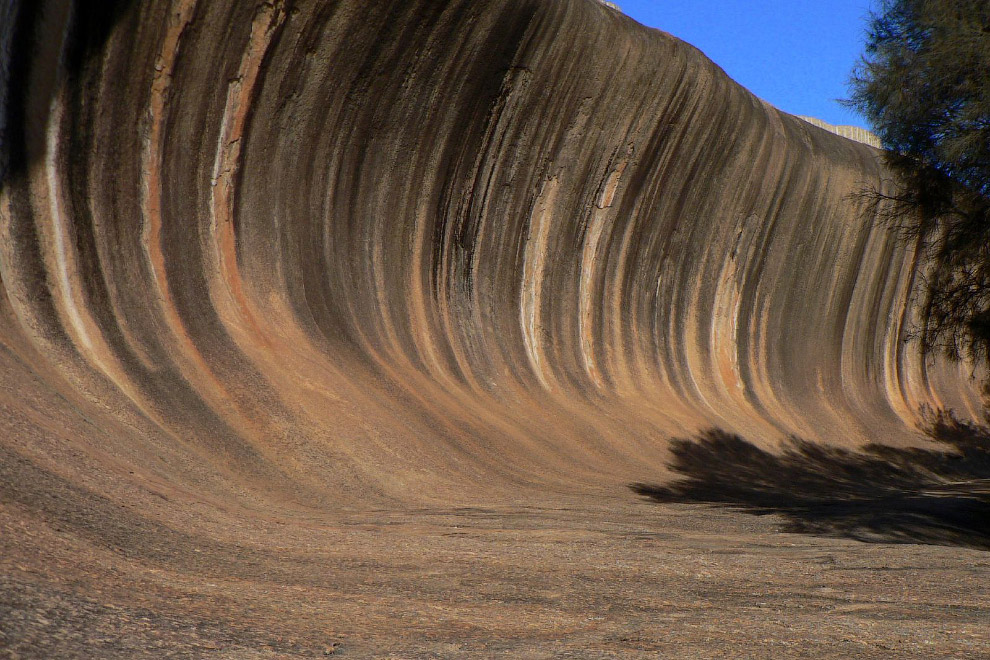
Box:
left=2, top=0, right=988, bottom=655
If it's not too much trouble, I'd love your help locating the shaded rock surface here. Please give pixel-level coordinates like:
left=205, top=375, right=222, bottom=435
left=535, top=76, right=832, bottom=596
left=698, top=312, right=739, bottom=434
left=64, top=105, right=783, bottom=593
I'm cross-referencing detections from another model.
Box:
left=1, top=0, right=987, bottom=656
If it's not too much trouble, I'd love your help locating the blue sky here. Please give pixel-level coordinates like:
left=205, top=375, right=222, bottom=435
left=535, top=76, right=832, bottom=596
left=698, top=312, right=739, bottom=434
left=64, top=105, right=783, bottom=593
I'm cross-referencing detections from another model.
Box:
left=614, top=1, right=877, bottom=129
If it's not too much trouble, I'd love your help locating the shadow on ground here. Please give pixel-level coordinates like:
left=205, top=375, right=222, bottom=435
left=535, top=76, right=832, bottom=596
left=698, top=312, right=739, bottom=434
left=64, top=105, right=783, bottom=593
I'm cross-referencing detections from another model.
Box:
left=632, top=411, right=990, bottom=551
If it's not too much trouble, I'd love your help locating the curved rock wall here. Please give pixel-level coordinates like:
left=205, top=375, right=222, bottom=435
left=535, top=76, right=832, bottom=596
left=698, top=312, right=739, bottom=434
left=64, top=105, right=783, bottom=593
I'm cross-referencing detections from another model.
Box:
left=0, top=0, right=983, bottom=509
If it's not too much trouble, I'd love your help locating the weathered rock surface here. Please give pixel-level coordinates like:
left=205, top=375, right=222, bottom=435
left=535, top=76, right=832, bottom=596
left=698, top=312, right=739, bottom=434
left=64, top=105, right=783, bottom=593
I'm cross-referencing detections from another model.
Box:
left=1, top=0, right=987, bottom=656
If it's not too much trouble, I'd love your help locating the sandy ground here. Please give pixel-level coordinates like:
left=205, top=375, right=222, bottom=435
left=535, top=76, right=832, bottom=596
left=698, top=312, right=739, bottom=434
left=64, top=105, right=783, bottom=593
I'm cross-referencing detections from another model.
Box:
left=3, top=492, right=989, bottom=658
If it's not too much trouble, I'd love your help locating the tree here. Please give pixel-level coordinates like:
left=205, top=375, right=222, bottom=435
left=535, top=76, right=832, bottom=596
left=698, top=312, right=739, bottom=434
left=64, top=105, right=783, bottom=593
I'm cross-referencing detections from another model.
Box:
left=846, top=0, right=990, bottom=365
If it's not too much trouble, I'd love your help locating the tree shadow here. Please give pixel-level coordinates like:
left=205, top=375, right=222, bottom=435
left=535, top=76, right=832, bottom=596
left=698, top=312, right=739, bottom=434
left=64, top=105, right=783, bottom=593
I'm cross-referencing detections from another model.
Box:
left=632, top=411, right=990, bottom=551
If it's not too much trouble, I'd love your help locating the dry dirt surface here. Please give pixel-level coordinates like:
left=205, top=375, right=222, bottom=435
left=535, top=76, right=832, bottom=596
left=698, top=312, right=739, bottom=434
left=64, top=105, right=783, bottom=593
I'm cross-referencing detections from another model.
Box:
left=1, top=0, right=988, bottom=657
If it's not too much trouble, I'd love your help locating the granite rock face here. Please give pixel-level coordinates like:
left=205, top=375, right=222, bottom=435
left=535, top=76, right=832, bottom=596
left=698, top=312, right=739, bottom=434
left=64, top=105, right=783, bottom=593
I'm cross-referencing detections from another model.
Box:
left=1, top=0, right=987, bottom=654
left=2, top=0, right=985, bottom=504
left=2, top=0, right=980, bottom=497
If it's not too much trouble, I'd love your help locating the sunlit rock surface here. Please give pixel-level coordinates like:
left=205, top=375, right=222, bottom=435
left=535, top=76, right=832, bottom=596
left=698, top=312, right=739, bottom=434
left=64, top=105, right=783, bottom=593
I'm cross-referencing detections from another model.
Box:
left=797, top=116, right=883, bottom=149
left=1, top=0, right=987, bottom=656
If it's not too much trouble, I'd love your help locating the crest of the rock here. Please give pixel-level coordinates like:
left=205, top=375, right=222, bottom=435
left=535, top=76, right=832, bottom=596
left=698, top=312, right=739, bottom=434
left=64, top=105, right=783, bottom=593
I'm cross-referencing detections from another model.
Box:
left=797, top=115, right=883, bottom=148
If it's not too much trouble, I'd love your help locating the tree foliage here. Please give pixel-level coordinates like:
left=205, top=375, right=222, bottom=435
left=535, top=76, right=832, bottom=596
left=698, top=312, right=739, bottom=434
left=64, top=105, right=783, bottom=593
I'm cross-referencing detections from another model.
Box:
left=846, top=0, right=990, bottom=364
